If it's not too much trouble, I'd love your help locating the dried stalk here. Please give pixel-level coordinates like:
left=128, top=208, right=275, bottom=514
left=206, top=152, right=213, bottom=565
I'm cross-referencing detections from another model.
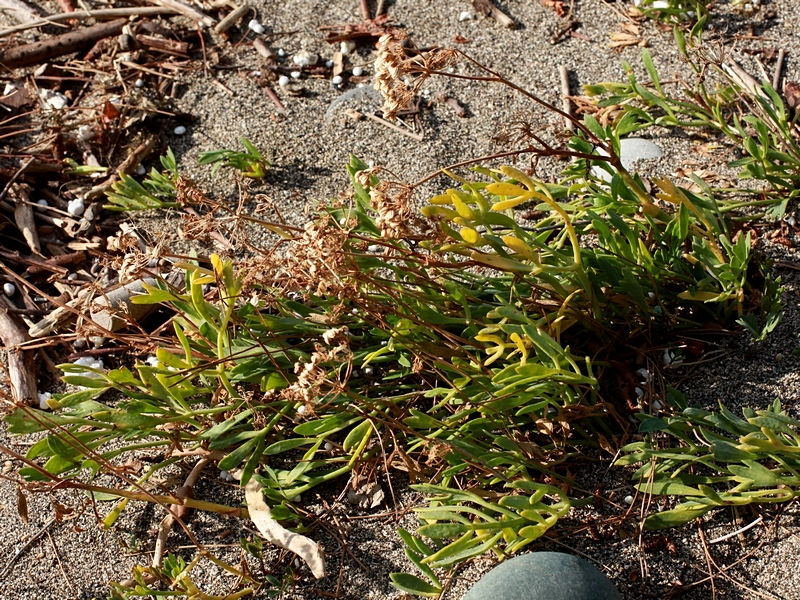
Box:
left=0, top=7, right=175, bottom=39
left=0, top=18, right=127, bottom=69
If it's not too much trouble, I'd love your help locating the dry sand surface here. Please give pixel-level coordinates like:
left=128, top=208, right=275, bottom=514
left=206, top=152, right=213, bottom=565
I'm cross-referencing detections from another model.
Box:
left=2, top=0, right=800, bottom=598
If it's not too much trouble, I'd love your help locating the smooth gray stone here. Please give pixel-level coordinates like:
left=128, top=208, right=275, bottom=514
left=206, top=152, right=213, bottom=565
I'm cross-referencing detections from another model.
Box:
left=462, top=551, right=622, bottom=600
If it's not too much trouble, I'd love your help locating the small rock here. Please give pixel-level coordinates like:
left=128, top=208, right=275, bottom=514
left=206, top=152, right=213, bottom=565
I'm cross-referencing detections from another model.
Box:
left=135, top=164, right=147, bottom=175
left=340, top=40, right=356, bottom=54
left=290, top=70, right=301, bottom=79
left=173, top=125, right=187, bottom=135
left=463, top=552, right=622, bottom=600
left=134, top=78, right=145, bottom=88
left=3, top=282, right=15, bottom=296
left=352, top=66, right=363, bottom=76
left=37, top=199, right=48, bottom=206
left=332, top=75, right=343, bottom=85
left=277, top=48, right=286, bottom=57
left=293, top=51, right=318, bottom=66
left=278, top=75, right=290, bottom=86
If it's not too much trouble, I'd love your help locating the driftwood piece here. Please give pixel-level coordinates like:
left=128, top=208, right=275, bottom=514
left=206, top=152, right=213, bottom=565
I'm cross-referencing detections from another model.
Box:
left=0, top=18, right=127, bottom=69
left=135, top=34, right=190, bottom=56
left=0, top=296, right=37, bottom=406
left=214, top=3, right=249, bottom=34
left=472, top=0, right=515, bottom=28
left=9, top=184, right=41, bottom=255
left=89, top=277, right=159, bottom=332
left=0, top=0, right=44, bottom=24
left=558, top=65, right=574, bottom=131
left=153, top=0, right=215, bottom=27
left=0, top=7, right=176, bottom=39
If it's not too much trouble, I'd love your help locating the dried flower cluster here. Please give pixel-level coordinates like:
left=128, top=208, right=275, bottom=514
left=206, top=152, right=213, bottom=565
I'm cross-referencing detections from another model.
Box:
left=283, top=215, right=354, bottom=297
left=374, top=30, right=457, bottom=120
left=282, top=335, right=351, bottom=407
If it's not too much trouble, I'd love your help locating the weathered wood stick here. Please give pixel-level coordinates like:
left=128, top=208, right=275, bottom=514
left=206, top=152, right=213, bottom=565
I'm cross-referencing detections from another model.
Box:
left=9, top=184, right=41, bottom=254
left=0, top=296, right=38, bottom=406
left=472, top=0, right=515, bottom=28
left=773, top=49, right=786, bottom=91
left=559, top=65, right=574, bottom=131
left=214, top=3, right=249, bottom=34
left=0, top=18, right=127, bottom=69
left=153, top=0, right=215, bottom=27
left=0, top=7, right=175, bottom=39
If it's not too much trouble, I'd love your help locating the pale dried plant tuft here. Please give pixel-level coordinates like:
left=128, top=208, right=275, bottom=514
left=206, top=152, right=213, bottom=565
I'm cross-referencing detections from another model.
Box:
left=374, top=30, right=457, bottom=120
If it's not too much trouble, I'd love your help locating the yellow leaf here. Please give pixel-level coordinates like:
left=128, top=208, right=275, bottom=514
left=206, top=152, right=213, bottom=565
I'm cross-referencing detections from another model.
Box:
left=421, top=206, right=459, bottom=220
left=451, top=192, right=476, bottom=220
left=491, top=197, right=529, bottom=211
left=486, top=182, right=528, bottom=197
left=460, top=227, right=482, bottom=244
left=429, top=193, right=452, bottom=205
left=502, top=235, right=538, bottom=259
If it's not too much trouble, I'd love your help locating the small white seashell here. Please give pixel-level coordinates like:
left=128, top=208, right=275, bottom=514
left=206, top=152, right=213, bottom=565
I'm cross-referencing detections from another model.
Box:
left=248, top=19, right=265, bottom=34
left=173, top=125, right=187, bottom=135
left=38, top=391, right=52, bottom=411
left=290, top=70, right=301, bottom=79
left=3, top=282, right=15, bottom=296
left=352, top=66, right=363, bottom=76
left=278, top=75, right=290, bottom=86
left=67, top=199, right=85, bottom=216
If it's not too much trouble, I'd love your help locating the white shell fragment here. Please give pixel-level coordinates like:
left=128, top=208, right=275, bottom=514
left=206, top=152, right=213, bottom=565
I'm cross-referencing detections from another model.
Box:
left=40, top=89, right=68, bottom=110
left=591, top=138, right=663, bottom=182
left=352, top=66, right=363, bottom=76
left=248, top=19, right=265, bottom=34
left=173, top=125, right=187, bottom=135
left=290, top=70, right=301, bottom=79
left=278, top=75, right=290, bottom=86
left=38, top=391, right=52, bottom=411
left=458, top=11, right=473, bottom=21
left=77, top=125, right=94, bottom=141
left=293, top=51, right=318, bottom=66
left=3, top=282, right=15, bottom=296
left=67, top=198, right=85, bottom=216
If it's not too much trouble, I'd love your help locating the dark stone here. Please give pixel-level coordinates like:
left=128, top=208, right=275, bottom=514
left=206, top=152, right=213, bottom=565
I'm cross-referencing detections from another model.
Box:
left=462, top=551, right=622, bottom=600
